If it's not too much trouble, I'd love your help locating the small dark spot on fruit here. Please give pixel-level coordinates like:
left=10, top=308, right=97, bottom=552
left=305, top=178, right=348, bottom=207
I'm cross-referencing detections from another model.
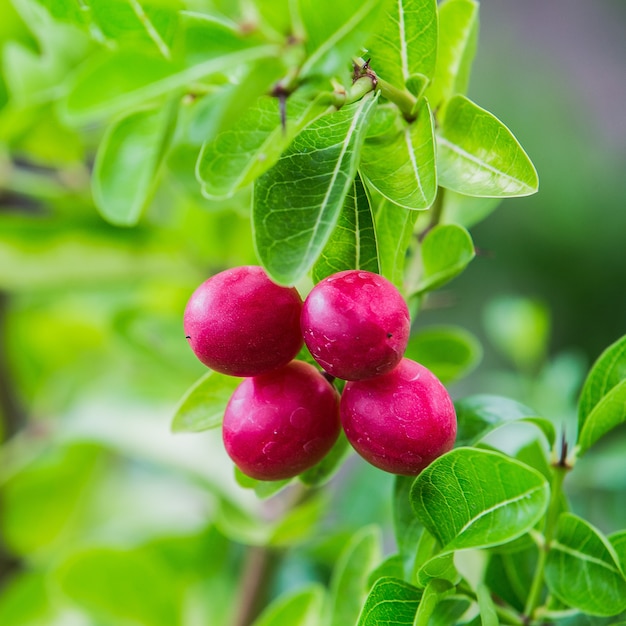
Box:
left=185, top=335, right=191, bottom=339
left=387, top=333, right=393, bottom=338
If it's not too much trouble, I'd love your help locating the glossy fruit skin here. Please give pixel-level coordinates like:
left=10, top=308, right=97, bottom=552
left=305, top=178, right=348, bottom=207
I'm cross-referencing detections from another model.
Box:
left=340, top=358, right=456, bottom=475
left=222, top=360, right=340, bottom=480
left=301, top=270, right=410, bottom=381
left=184, top=266, right=303, bottom=377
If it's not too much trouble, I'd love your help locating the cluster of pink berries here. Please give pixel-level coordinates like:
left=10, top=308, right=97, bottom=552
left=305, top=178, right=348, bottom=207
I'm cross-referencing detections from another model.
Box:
left=184, top=266, right=457, bottom=481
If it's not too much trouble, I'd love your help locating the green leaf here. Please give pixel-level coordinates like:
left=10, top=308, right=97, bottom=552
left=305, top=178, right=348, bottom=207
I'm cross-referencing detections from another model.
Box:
left=55, top=546, right=182, bottom=626
left=393, top=475, right=425, bottom=579
left=253, top=93, right=378, bottom=285
left=327, top=526, right=382, bottom=626
left=577, top=335, right=626, bottom=456
left=367, top=554, right=405, bottom=586
left=545, top=513, right=626, bottom=616
left=483, top=295, right=550, bottom=372
left=171, top=371, right=242, bottom=433
left=360, top=98, right=436, bottom=210
left=414, top=578, right=454, bottom=626
left=373, top=197, right=418, bottom=290
left=64, top=13, right=280, bottom=122
left=454, top=394, right=555, bottom=448
left=413, top=223, right=475, bottom=294
left=311, top=174, right=379, bottom=282
left=426, top=0, right=479, bottom=109
left=0, top=572, right=53, bottom=626
left=440, top=190, right=501, bottom=228
left=415, top=552, right=459, bottom=588
left=485, top=547, right=537, bottom=613
left=365, top=0, right=438, bottom=88
left=436, top=95, right=539, bottom=197
left=298, top=0, right=383, bottom=80
left=93, top=103, right=176, bottom=226
left=405, top=325, right=482, bottom=384
left=431, top=596, right=472, bottom=626
left=357, top=577, right=422, bottom=626
left=198, top=93, right=330, bottom=199
left=609, top=530, right=626, bottom=570
left=411, top=447, right=549, bottom=552
left=252, top=585, right=324, bottom=626
left=299, top=431, right=351, bottom=487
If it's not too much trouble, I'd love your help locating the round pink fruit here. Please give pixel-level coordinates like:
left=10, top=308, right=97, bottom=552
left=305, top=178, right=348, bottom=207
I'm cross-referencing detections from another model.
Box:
left=222, top=360, right=340, bottom=480
left=340, top=358, right=457, bottom=475
left=301, top=270, right=410, bottom=380
left=184, top=266, right=303, bottom=377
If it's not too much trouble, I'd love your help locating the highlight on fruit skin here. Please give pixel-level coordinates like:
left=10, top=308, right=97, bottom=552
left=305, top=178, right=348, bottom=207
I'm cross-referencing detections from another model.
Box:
left=340, top=358, right=457, bottom=476
left=301, top=269, right=410, bottom=381
left=183, top=265, right=303, bottom=377
left=222, top=360, right=341, bottom=481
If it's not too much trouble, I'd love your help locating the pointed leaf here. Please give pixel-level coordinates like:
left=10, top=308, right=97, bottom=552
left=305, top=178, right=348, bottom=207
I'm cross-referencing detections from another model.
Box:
left=437, top=95, right=538, bottom=197
left=357, top=577, right=422, bottom=626
left=405, top=325, right=482, bottom=384
left=253, top=93, right=378, bottom=285
left=198, top=93, right=330, bottom=199
left=365, top=0, right=438, bottom=88
left=411, top=447, right=549, bottom=552
left=311, top=174, right=379, bottom=282
left=171, top=371, right=242, bottom=433
left=413, top=223, right=475, bottom=294
left=577, top=335, right=626, bottom=455
left=252, top=585, right=324, bottom=626
left=93, top=104, right=175, bottom=225
left=427, top=0, right=479, bottom=109
left=373, top=198, right=418, bottom=290
left=298, top=0, right=383, bottom=79
left=454, top=395, right=555, bottom=448
left=360, top=98, right=436, bottom=210
left=327, top=527, right=382, bottom=626
left=545, top=513, right=626, bottom=616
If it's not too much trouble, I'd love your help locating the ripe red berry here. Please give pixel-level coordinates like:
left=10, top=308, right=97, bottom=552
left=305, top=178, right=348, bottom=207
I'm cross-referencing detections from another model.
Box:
left=184, top=266, right=303, bottom=377
left=301, top=270, right=410, bottom=381
left=340, top=358, right=457, bottom=475
left=222, top=361, right=340, bottom=480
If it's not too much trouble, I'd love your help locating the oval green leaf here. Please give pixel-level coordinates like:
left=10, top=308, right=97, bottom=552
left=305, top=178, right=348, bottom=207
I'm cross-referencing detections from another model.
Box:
left=405, top=325, right=482, bottom=384
left=312, top=174, right=379, bottom=282
left=93, top=104, right=175, bottom=226
left=545, top=513, right=626, bottom=616
left=413, top=223, right=475, bottom=294
left=365, top=0, right=438, bottom=88
left=577, top=334, right=626, bottom=456
left=437, top=95, right=539, bottom=197
left=411, top=447, right=549, bottom=552
left=253, top=93, right=378, bottom=285
left=454, top=394, right=555, bottom=448
left=171, top=371, right=242, bottom=433
left=357, top=577, right=422, bottom=626
left=360, top=98, right=436, bottom=210
left=328, top=526, right=382, bottom=626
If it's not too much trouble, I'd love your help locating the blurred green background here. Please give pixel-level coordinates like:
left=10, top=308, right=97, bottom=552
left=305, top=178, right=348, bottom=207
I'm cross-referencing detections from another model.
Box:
left=1, top=0, right=625, bottom=624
